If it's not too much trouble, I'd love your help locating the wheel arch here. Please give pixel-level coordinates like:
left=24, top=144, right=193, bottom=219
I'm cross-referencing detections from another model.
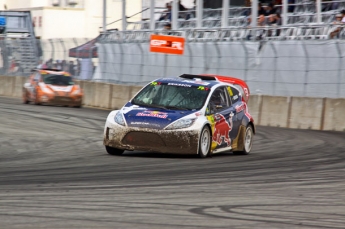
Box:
left=248, top=121, right=256, bottom=134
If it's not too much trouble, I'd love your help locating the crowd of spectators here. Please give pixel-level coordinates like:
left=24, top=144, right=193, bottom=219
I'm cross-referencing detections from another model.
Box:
left=330, top=10, right=345, bottom=38
left=37, top=59, right=96, bottom=77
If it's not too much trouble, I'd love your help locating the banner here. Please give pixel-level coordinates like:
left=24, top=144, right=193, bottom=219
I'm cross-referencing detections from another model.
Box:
left=150, top=35, right=185, bottom=55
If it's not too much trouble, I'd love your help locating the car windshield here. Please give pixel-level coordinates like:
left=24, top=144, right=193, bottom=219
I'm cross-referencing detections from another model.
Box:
left=132, top=82, right=210, bottom=110
left=42, top=74, right=74, bottom=86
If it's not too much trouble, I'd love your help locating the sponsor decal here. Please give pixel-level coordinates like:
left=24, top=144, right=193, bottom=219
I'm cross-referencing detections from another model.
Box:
left=212, top=113, right=233, bottom=147
left=235, top=103, right=252, bottom=121
left=235, top=103, right=246, bottom=113
left=151, top=81, right=162, bottom=86
left=136, top=111, right=168, bottom=119
left=243, top=88, right=249, bottom=98
left=131, top=122, right=150, bottom=125
left=150, top=35, right=185, bottom=55
left=194, top=111, right=203, bottom=117
left=183, top=80, right=210, bottom=85
left=233, top=95, right=238, bottom=100
left=227, top=86, right=233, bottom=96
left=168, top=83, right=192, bottom=87
left=197, top=86, right=209, bottom=91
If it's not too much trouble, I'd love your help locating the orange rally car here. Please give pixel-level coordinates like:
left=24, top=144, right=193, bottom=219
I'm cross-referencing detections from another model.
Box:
left=23, top=68, right=83, bottom=107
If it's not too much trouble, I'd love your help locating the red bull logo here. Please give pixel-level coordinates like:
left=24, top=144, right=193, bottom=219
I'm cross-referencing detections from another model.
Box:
left=212, top=113, right=233, bottom=147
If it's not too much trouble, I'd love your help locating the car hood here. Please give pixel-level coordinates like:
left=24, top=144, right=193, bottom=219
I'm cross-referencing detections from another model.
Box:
left=46, top=84, right=74, bottom=92
left=122, top=103, right=197, bottom=129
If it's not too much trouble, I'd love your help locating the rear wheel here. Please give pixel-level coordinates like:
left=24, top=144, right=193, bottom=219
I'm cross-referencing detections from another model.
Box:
left=105, top=146, right=124, bottom=156
left=233, top=125, right=253, bottom=155
left=198, top=126, right=211, bottom=158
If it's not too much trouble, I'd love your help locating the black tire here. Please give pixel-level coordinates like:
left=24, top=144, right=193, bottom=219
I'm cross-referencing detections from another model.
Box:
left=105, top=146, right=124, bottom=156
left=34, top=94, right=41, bottom=105
left=23, top=96, right=29, bottom=104
left=198, top=126, right=211, bottom=158
left=22, top=90, right=29, bottom=104
left=233, top=125, right=254, bottom=155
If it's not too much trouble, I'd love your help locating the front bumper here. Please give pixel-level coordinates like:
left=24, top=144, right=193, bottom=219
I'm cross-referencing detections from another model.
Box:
left=40, top=95, right=82, bottom=106
left=103, top=122, right=200, bottom=155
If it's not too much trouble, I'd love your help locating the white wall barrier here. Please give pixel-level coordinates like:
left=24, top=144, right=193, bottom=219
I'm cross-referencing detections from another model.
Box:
left=1, top=76, right=344, bottom=132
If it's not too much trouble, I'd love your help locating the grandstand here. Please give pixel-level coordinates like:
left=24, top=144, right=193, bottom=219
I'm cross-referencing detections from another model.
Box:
left=117, top=0, right=345, bottom=40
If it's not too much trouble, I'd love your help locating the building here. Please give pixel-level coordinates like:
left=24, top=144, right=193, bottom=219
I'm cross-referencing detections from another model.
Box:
left=0, top=0, right=143, bottom=39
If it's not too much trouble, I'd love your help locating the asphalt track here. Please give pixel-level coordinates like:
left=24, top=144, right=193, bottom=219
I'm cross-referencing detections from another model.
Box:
left=0, top=96, right=344, bottom=229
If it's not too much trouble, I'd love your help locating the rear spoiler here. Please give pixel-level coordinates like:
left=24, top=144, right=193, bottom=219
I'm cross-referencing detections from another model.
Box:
left=180, top=74, right=250, bottom=102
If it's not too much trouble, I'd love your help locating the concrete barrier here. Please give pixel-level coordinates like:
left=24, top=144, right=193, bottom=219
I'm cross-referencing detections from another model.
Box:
left=323, top=98, right=345, bottom=131
left=1, top=75, right=345, bottom=132
left=288, top=97, right=324, bottom=130
left=0, top=76, right=15, bottom=96
left=94, top=82, right=112, bottom=109
left=81, top=81, right=96, bottom=107
left=111, top=84, right=133, bottom=109
left=259, top=96, right=291, bottom=128
left=12, top=76, right=26, bottom=98
left=0, top=76, right=5, bottom=95
left=247, top=95, right=262, bottom=125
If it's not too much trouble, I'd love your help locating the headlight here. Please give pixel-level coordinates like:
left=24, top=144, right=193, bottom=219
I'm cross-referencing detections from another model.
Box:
left=114, top=111, right=126, bottom=126
left=39, top=84, right=53, bottom=94
left=165, top=118, right=196, bottom=130
left=72, top=88, right=80, bottom=95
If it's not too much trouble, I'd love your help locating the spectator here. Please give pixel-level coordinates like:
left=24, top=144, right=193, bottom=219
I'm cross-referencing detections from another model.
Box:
left=159, top=3, right=172, bottom=21
left=288, top=0, right=295, bottom=13
left=341, top=10, right=345, bottom=23
left=330, top=13, right=344, bottom=39
left=258, top=3, right=266, bottom=16
left=36, top=60, right=43, bottom=69
left=69, top=61, right=75, bottom=75
left=164, top=22, right=172, bottom=30
left=257, top=14, right=266, bottom=26
left=275, top=13, right=282, bottom=26
left=265, top=3, right=277, bottom=16
left=267, top=14, right=281, bottom=37
left=178, top=0, right=187, bottom=11
left=163, top=22, right=172, bottom=35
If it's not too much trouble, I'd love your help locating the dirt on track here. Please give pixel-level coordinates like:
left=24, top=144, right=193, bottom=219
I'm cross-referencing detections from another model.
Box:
left=0, top=97, right=344, bottom=229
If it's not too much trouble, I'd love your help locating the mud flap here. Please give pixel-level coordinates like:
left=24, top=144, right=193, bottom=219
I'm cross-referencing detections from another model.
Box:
left=231, top=125, right=246, bottom=151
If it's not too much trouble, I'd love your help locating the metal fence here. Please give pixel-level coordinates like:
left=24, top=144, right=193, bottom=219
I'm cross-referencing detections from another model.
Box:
left=1, top=26, right=345, bottom=98
left=95, top=29, right=345, bottom=98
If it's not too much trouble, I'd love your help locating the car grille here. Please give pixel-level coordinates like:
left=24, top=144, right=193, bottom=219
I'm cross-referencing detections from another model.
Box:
left=122, top=132, right=165, bottom=147
left=54, top=96, right=72, bottom=103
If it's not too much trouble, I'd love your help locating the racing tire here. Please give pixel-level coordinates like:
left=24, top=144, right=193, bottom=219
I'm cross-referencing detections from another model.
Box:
left=105, top=146, right=124, bottom=156
left=198, top=126, right=211, bottom=158
left=34, top=94, right=41, bottom=105
left=233, top=125, right=253, bottom=155
left=22, top=93, right=29, bottom=104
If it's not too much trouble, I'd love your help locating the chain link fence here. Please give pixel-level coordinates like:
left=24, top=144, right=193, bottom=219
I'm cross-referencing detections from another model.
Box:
left=95, top=30, right=345, bottom=98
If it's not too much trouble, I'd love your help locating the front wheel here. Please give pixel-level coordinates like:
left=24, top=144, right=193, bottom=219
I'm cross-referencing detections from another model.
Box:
left=105, top=146, right=124, bottom=156
left=22, top=92, right=29, bottom=104
left=233, top=125, right=253, bottom=155
left=198, top=126, right=211, bottom=158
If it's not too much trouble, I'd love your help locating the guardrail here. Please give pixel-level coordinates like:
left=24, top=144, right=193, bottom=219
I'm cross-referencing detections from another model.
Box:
left=0, top=75, right=344, bottom=132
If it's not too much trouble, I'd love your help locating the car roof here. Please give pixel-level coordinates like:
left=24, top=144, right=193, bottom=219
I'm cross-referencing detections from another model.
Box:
left=155, top=75, right=223, bottom=88
left=34, top=68, right=72, bottom=76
